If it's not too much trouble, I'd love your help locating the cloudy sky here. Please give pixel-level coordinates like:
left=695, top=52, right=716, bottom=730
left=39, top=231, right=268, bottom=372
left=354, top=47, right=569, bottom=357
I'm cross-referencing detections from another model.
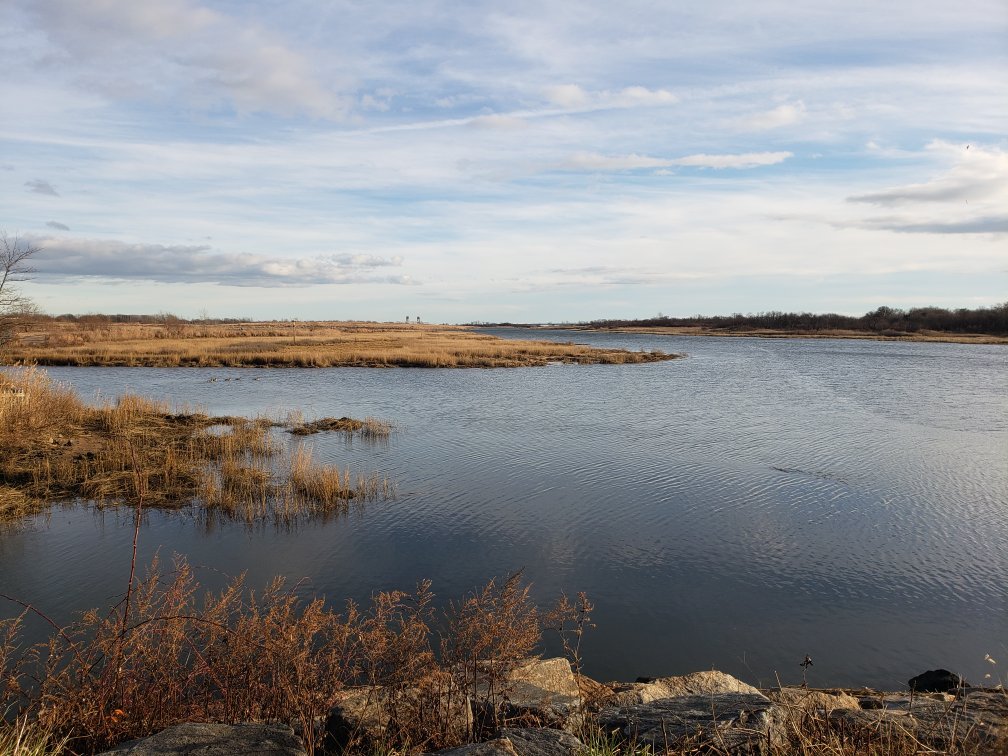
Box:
left=2, top=0, right=1006, bottom=322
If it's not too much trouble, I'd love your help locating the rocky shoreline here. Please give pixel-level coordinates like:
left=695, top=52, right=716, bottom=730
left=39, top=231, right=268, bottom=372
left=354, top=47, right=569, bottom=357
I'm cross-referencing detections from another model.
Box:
left=100, top=660, right=1007, bottom=755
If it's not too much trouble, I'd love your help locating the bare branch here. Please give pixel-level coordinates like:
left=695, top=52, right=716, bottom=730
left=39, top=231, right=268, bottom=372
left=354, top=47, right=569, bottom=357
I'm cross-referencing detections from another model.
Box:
left=0, top=231, right=42, bottom=352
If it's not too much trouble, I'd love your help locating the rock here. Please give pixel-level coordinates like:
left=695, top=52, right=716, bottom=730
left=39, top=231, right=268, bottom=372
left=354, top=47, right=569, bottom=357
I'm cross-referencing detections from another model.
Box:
left=99, top=723, right=306, bottom=755
left=324, top=685, right=473, bottom=752
left=908, top=668, right=968, bottom=692
left=429, top=738, right=518, bottom=756
left=607, top=670, right=761, bottom=707
left=476, top=658, right=583, bottom=731
left=828, top=689, right=1008, bottom=752
left=497, top=727, right=584, bottom=756
left=598, top=692, right=785, bottom=754
left=575, top=674, right=614, bottom=710
left=426, top=728, right=584, bottom=756
left=766, top=686, right=861, bottom=714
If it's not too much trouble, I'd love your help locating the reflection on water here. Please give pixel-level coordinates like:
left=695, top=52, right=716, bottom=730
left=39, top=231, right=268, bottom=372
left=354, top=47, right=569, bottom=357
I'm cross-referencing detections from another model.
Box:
left=2, top=332, right=1006, bottom=689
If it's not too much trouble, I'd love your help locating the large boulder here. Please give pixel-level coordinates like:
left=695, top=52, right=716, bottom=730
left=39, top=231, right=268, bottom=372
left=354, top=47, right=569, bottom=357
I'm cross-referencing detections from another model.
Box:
left=766, top=686, right=861, bottom=714
left=99, top=723, right=306, bottom=755
left=832, top=688, right=1008, bottom=752
left=598, top=692, right=785, bottom=754
left=607, top=670, right=761, bottom=707
left=428, top=738, right=518, bottom=756
left=497, top=727, right=585, bottom=756
left=475, top=658, right=583, bottom=731
left=426, top=728, right=584, bottom=756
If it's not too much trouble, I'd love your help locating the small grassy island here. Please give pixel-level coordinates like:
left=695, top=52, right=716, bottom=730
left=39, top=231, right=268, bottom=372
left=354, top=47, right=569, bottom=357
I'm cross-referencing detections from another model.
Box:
left=1, top=319, right=679, bottom=368
left=0, top=367, right=394, bottom=523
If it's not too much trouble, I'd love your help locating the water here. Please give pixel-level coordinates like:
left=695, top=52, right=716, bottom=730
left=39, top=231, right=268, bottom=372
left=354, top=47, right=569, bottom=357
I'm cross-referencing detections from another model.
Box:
left=2, top=331, right=1006, bottom=690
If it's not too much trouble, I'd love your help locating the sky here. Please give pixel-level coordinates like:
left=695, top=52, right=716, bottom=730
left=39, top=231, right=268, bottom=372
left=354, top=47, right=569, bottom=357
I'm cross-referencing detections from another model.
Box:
left=2, top=0, right=1006, bottom=323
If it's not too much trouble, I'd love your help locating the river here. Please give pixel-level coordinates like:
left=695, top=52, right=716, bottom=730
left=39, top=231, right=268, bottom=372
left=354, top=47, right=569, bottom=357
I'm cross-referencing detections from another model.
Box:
left=2, top=329, right=1005, bottom=690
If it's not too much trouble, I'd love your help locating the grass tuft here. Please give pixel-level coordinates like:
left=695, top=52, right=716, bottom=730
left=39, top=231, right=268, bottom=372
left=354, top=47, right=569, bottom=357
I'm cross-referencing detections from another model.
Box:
left=0, top=368, right=394, bottom=526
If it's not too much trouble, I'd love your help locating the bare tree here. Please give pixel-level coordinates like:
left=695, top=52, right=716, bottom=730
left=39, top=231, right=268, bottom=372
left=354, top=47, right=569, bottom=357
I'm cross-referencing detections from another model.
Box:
left=0, top=232, right=42, bottom=348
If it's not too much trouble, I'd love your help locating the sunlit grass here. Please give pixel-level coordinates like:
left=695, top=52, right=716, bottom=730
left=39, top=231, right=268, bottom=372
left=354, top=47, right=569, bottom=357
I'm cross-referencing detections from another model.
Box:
left=3, top=321, right=679, bottom=368
left=0, top=367, right=393, bottom=524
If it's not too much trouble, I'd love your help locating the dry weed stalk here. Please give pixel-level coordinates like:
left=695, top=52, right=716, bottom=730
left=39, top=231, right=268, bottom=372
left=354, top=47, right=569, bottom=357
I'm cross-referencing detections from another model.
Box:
left=1, top=564, right=564, bottom=755
left=441, top=572, right=541, bottom=738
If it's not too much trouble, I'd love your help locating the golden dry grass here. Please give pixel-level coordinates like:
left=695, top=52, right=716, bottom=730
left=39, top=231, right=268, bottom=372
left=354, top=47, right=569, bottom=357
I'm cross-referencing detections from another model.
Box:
left=0, top=367, right=393, bottom=524
left=3, top=321, right=679, bottom=367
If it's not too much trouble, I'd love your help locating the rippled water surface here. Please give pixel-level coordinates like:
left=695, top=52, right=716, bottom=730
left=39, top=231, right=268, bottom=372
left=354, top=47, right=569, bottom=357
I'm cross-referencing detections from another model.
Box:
left=2, top=331, right=1006, bottom=689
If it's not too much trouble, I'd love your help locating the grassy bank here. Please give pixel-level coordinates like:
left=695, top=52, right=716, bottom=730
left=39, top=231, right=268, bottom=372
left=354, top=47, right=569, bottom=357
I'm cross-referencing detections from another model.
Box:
left=2, top=563, right=1003, bottom=755
left=0, top=367, right=393, bottom=524
left=565, top=325, right=1008, bottom=344
left=2, top=321, right=678, bottom=368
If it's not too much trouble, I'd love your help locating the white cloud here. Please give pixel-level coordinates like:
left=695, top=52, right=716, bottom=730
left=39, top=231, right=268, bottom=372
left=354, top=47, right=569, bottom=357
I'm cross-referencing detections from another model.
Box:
left=45, top=221, right=70, bottom=231
left=736, top=101, right=807, bottom=131
left=542, top=84, right=677, bottom=111
left=672, top=151, right=794, bottom=169
left=561, top=153, right=674, bottom=171
left=558, top=151, right=792, bottom=172
left=543, top=84, right=591, bottom=108
left=17, top=0, right=348, bottom=117
left=467, top=114, right=529, bottom=130
left=848, top=142, right=1007, bottom=207
left=30, top=236, right=411, bottom=287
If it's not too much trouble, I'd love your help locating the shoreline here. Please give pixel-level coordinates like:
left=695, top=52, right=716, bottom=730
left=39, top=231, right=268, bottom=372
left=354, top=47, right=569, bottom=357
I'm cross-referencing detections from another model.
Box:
left=512, top=324, right=1008, bottom=345
left=2, top=321, right=682, bottom=368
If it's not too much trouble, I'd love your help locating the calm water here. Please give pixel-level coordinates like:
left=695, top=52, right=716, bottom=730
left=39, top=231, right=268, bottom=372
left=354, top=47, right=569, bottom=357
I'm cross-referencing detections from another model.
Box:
left=2, top=331, right=1006, bottom=690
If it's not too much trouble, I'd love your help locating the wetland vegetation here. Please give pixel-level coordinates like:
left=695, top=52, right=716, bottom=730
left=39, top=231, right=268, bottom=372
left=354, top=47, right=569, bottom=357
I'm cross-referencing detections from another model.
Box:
left=479, top=303, right=1008, bottom=344
left=0, top=367, right=393, bottom=525
left=1, top=318, right=677, bottom=368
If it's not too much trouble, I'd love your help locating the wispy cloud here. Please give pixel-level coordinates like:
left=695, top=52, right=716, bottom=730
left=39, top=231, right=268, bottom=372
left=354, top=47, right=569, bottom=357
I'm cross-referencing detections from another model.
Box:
left=860, top=215, right=1008, bottom=235
left=558, top=151, right=792, bottom=172
left=25, top=179, right=59, bottom=196
left=735, top=101, right=807, bottom=131
left=542, top=84, right=677, bottom=110
left=19, top=0, right=348, bottom=117
left=45, top=221, right=70, bottom=231
left=672, top=151, right=793, bottom=169
left=32, top=237, right=411, bottom=287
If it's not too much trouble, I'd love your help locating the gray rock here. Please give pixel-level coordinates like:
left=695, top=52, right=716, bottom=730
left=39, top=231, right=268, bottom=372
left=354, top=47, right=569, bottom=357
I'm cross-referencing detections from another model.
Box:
left=607, top=670, right=761, bottom=707
left=497, top=727, right=584, bottom=756
left=598, top=692, right=784, bottom=754
left=426, top=728, right=583, bottom=756
left=429, top=738, right=518, bottom=756
left=829, top=689, right=1008, bottom=752
left=99, top=723, right=306, bottom=755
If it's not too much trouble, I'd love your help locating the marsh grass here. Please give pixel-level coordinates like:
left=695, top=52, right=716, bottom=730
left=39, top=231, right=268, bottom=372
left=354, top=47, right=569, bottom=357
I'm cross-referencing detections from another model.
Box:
left=0, top=714, right=69, bottom=756
left=288, top=416, right=394, bottom=441
left=0, top=368, right=393, bottom=525
left=0, top=562, right=559, bottom=755
left=3, top=321, right=678, bottom=368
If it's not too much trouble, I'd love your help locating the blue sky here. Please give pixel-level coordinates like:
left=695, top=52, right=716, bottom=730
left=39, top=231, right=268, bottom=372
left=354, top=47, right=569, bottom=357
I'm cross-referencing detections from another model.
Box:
left=2, top=0, right=1006, bottom=322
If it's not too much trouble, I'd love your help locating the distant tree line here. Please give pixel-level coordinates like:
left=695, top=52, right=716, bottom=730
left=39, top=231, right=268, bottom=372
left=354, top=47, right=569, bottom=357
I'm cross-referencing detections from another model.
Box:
left=587, top=303, right=1008, bottom=335
left=50, top=313, right=249, bottom=325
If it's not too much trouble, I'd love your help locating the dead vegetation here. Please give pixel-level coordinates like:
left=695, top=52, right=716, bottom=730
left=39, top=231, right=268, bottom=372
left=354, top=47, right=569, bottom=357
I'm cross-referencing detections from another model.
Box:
left=0, top=564, right=556, bottom=755
left=0, top=367, right=394, bottom=524
left=2, top=320, right=679, bottom=368
left=3, top=560, right=1003, bottom=755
